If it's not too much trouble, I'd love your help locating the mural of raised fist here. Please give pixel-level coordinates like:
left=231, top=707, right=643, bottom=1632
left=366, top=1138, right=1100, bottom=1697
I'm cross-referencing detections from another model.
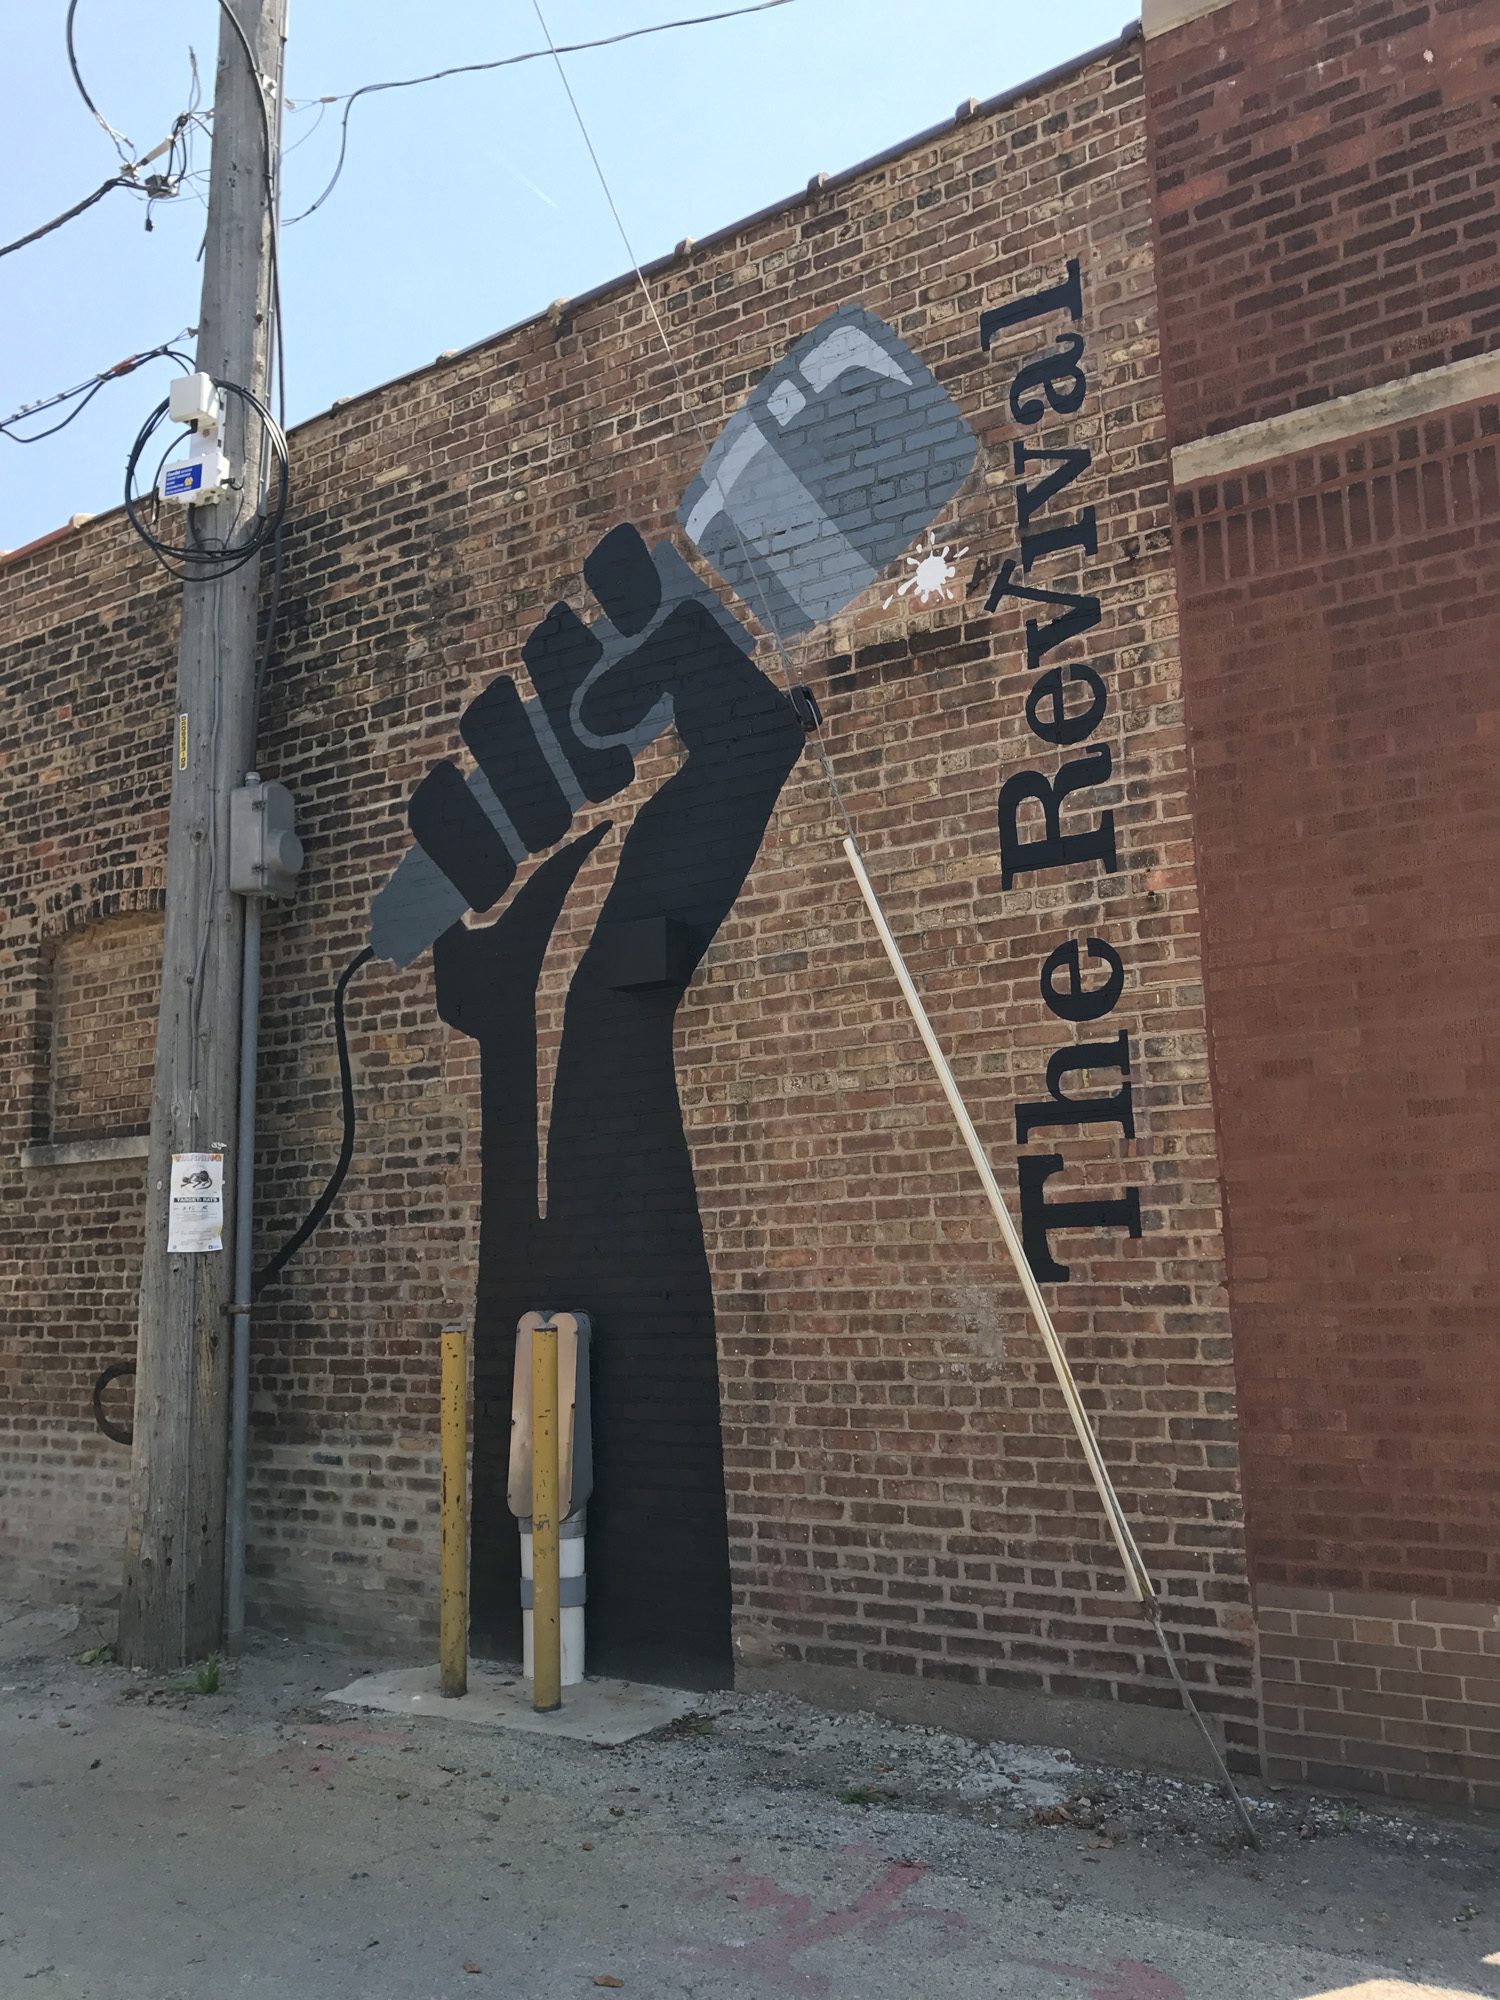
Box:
left=368, top=302, right=977, bottom=1684
left=386, top=524, right=805, bottom=1685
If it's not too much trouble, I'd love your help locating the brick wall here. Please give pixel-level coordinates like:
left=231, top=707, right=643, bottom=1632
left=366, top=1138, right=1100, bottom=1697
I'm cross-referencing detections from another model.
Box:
left=1172, top=397, right=1500, bottom=1609
left=43, top=911, right=161, bottom=1141
left=0, top=527, right=179, bottom=1609
left=1149, top=0, right=1500, bottom=448
left=0, top=905, right=163, bottom=1606
left=1260, top=1585, right=1500, bottom=1810
left=1, top=36, right=1256, bottom=1744
left=1149, top=0, right=1500, bottom=1804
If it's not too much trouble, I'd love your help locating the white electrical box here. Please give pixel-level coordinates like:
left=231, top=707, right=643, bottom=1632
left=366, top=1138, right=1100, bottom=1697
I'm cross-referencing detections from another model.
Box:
left=229, top=775, right=304, bottom=900
left=168, top=372, right=222, bottom=434
left=160, top=373, right=229, bottom=505
left=159, top=433, right=230, bottom=505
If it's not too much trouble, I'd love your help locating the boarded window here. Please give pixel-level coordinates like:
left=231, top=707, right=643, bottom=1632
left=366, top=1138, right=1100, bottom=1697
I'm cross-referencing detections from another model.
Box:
left=45, top=912, right=162, bottom=1140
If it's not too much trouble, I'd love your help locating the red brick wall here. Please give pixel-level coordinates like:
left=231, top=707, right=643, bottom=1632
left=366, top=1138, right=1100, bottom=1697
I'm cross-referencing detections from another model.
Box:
left=2, top=38, right=1255, bottom=1742
left=1172, top=398, right=1500, bottom=1603
left=1150, top=0, right=1500, bottom=448
left=1148, top=0, right=1500, bottom=1803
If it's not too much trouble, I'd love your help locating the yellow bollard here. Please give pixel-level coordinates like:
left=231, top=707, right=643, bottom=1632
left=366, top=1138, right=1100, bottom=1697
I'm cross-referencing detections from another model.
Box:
left=530, top=1317, right=562, bottom=1712
left=439, top=1326, right=468, bottom=1698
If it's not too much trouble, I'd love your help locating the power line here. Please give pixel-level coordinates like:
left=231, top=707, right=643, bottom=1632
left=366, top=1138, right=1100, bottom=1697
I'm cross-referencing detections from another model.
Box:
left=2, top=95, right=208, bottom=260
left=65, top=0, right=136, bottom=166
left=0, top=175, right=143, bottom=261
left=527, top=2, right=819, bottom=729
left=207, top=0, right=286, bottom=427
left=53, top=7, right=210, bottom=247
left=283, top=0, right=797, bottom=225
left=0, top=332, right=196, bottom=445
left=0, top=135, right=211, bottom=262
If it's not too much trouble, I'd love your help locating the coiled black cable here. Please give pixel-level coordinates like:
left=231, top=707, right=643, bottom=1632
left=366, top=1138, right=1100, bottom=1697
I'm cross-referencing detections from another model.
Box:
left=91, top=1360, right=137, bottom=1445
left=124, top=378, right=289, bottom=582
left=252, top=945, right=373, bottom=1298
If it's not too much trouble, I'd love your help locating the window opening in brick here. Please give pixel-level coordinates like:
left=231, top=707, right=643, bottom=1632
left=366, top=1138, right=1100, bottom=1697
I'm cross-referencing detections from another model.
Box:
left=39, top=911, right=162, bottom=1144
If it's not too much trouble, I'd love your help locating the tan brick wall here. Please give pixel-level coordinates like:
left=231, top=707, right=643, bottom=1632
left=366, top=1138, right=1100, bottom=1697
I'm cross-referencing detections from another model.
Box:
left=1, top=38, right=1256, bottom=1734
left=1258, top=1585, right=1500, bottom=1812
left=245, top=1438, right=442, bottom=1654
left=0, top=515, right=177, bottom=1611
left=44, top=911, right=160, bottom=1141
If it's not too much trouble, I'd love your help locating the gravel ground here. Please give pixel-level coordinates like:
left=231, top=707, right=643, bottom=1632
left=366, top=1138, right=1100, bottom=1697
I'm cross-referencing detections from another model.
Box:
left=1, top=1631, right=1497, bottom=1999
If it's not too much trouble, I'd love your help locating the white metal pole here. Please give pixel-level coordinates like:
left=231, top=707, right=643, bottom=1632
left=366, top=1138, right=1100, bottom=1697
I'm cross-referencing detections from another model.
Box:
left=841, top=835, right=1152, bottom=1602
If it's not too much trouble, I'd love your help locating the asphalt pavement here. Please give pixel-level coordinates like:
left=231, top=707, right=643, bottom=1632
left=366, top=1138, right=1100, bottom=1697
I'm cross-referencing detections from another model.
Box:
left=2, top=1631, right=1498, bottom=2000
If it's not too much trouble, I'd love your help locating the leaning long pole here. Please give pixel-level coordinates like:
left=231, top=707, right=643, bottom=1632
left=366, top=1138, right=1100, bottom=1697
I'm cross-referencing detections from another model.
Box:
left=843, top=835, right=1260, bottom=1845
left=843, top=836, right=1151, bottom=1597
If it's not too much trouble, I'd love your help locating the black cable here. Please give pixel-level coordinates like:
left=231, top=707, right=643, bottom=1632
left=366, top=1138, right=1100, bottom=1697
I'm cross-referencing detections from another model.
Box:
left=65, top=0, right=135, bottom=163
left=209, top=0, right=286, bottom=427
left=0, top=150, right=194, bottom=262
left=252, top=946, right=373, bottom=1299
left=4, top=371, right=110, bottom=445
left=123, top=379, right=289, bottom=581
left=91, top=1361, right=137, bottom=1446
left=1, top=334, right=195, bottom=445
left=0, top=175, right=140, bottom=261
left=36, top=6, right=202, bottom=258
left=251, top=518, right=286, bottom=749
left=284, top=0, right=797, bottom=225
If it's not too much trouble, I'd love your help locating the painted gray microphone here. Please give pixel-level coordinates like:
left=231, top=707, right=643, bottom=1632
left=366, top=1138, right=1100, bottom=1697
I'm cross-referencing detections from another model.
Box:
left=369, top=303, right=977, bottom=966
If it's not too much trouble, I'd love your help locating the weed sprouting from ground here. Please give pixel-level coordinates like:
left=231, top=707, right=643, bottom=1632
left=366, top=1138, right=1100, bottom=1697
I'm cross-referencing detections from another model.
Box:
left=658, top=1712, right=715, bottom=1739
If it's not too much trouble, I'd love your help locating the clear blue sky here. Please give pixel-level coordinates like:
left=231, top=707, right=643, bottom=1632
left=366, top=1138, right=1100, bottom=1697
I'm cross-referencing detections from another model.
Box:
left=0, top=0, right=1134, bottom=552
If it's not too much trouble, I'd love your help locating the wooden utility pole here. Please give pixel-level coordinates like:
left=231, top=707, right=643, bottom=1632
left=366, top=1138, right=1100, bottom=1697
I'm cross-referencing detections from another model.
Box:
left=119, top=0, right=287, bottom=1669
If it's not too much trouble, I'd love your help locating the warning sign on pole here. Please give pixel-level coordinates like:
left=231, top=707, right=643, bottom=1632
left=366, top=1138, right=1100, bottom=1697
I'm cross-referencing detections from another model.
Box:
left=168, top=1152, right=225, bottom=1253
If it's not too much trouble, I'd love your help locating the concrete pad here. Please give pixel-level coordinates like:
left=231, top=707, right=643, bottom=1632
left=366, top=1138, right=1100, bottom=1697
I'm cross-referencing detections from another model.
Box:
left=322, top=1658, right=703, bottom=1745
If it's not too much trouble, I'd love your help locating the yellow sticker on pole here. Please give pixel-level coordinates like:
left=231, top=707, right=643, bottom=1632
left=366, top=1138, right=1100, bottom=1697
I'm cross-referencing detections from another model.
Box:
left=178, top=713, right=188, bottom=769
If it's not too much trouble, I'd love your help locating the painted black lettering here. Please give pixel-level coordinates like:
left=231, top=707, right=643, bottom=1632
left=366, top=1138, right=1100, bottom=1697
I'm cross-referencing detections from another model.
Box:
left=1015, top=1031, right=1133, bottom=1143
left=1008, top=334, right=1087, bottom=426
left=979, top=258, right=1083, bottom=350
left=997, top=745, right=1117, bottom=889
left=1017, top=1155, right=1142, bottom=1284
left=985, top=561, right=1101, bottom=669
left=1039, top=937, right=1125, bottom=1022
left=1013, top=444, right=1093, bottom=529
left=1021, top=507, right=1097, bottom=572
left=1025, top=662, right=1108, bottom=746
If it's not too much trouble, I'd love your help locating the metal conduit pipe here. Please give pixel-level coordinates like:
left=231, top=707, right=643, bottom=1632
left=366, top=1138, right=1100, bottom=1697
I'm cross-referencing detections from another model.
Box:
left=225, top=887, right=261, bottom=1646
